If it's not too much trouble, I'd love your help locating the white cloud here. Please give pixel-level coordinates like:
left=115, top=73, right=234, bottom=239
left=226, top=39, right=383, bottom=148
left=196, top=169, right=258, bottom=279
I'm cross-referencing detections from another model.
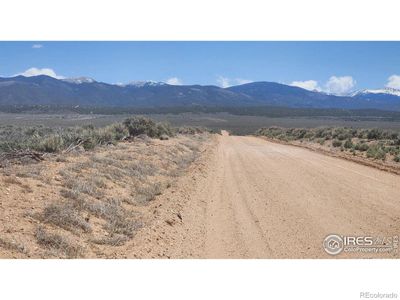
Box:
left=32, top=44, right=43, bottom=49
left=290, top=76, right=356, bottom=95
left=290, top=80, right=320, bottom=91
left=325, top=76, right=356, bottom=95
left=216, top=76, right=253, bottom=88
left=16, top=67, right=64, bottom=79
left=385, top=75, right=400, bottom=89
left=166, top=77, right=182, bottom=85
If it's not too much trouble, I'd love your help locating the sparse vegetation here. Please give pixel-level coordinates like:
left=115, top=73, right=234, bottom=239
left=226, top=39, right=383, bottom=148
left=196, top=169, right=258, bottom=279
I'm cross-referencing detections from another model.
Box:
left=0, top=115, right=211, bottom=258
left=41, top=202, right=92, bottom=233
left=256, top=126, right=400, bottom=163
left=0, top=116, right=178, bottom=164
left=0, top=237, right=28, bottom=254
left=35, top=227, right=83, bottom=258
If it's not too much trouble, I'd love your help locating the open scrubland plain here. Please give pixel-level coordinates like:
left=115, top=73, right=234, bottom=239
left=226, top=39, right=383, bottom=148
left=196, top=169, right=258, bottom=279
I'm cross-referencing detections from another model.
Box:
left=3, top=112, right=400, bottom=134
left=0, top=114, right=399, bottom=258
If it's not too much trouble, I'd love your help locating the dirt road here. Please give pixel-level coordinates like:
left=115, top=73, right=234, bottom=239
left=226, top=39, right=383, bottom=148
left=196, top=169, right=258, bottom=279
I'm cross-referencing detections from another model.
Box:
left=147, top=132, right=400, bottom=258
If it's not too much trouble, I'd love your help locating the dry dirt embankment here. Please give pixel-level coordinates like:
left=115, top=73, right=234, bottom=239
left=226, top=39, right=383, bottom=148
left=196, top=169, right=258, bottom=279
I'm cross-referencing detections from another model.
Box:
left=0, top=133, right=214, bottom=258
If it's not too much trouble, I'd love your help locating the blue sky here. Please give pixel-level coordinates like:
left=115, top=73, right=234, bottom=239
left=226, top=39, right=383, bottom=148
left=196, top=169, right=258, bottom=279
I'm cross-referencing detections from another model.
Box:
left=1, top=42, right=400, bottom=94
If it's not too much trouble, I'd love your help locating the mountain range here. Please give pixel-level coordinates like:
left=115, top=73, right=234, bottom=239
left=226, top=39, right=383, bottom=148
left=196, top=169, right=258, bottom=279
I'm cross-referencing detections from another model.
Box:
left=1, top=75, right=400, bottom=111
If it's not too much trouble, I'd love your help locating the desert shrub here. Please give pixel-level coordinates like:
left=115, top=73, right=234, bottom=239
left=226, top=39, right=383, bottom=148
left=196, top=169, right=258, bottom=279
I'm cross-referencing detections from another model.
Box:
left=332, top=140, right=342, bottom=147
left=355, top=143, right=369, bottom=152
left=108, top=123, right=129, bottom=140
left=367, top=128, right=383, bottom=140
left=343, top=139, right=354, bottom=149
left=296, top=129, right=307, bottom=139
left=123, top=117, right=176, bottom=139
left=394, top=156, right=400, bottom=163
left=35, top=227, right=83, bottom=258
left=332, top=128, right=351, bottom=141
left=388, top=147, right=400, bottom=156
left=304, top=132, right=314, bottom=139
left=124, top=117, right=159, bottom=137
left=37, top=134, right=65, bottom=152
left=366, top=145, right=386, bottom=160
left=349, top=129, right=358, bottom=137
left=156, top=122, right=174, bottom=137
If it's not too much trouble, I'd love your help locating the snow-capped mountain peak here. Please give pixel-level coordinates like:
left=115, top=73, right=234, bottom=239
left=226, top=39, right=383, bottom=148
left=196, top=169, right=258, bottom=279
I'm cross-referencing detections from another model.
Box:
left=351, top=88, right=400, bottom=97
left=122, top=80, right=166, bottom=87
left=63, top=77, right=96, bottom=84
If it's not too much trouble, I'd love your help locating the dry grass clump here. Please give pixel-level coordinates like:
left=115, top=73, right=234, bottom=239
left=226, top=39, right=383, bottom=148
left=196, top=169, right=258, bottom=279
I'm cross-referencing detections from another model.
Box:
left=91, top=154, right=157, bottom=180
left=42, top=202, right=91, bottom=233
left=59, top=188, right=87, bottom=210
left=86, top=198, right=142, bottom=238
left=0, top=237, right=28, bottom=254
left=134, top=182, right=163, bottom=204
left=63, top=176, right=104, bottom=199
left=2, top=175, right=33, bottom=192
left=181, top=140, right=201, bottom=152
left=175, top=152, right=197, bottom=170
left=60, top=188, right=80, bottom=201
left=35, top=227, right=84, bottom=258
left=2, top=176, right=23, bottom=185
left=92, top=234, right=129, bottom=246
left=15, top=165, right=43, bottom=178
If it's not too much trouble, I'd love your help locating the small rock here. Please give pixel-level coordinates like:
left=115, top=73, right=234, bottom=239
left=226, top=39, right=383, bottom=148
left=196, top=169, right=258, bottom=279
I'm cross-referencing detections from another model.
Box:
left=165, top=219, right=175, bottom=226
left=160, top=134, right=169, bottom=141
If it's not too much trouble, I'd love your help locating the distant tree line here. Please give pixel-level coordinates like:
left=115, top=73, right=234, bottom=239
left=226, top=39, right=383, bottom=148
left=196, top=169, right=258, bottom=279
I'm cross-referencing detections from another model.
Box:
left=1, top=105, right=400, bottom=121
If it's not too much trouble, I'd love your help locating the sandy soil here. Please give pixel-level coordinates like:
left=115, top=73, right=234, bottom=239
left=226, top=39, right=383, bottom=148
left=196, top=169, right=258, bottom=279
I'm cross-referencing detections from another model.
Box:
left=129, top=132, right=400, bottom=258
